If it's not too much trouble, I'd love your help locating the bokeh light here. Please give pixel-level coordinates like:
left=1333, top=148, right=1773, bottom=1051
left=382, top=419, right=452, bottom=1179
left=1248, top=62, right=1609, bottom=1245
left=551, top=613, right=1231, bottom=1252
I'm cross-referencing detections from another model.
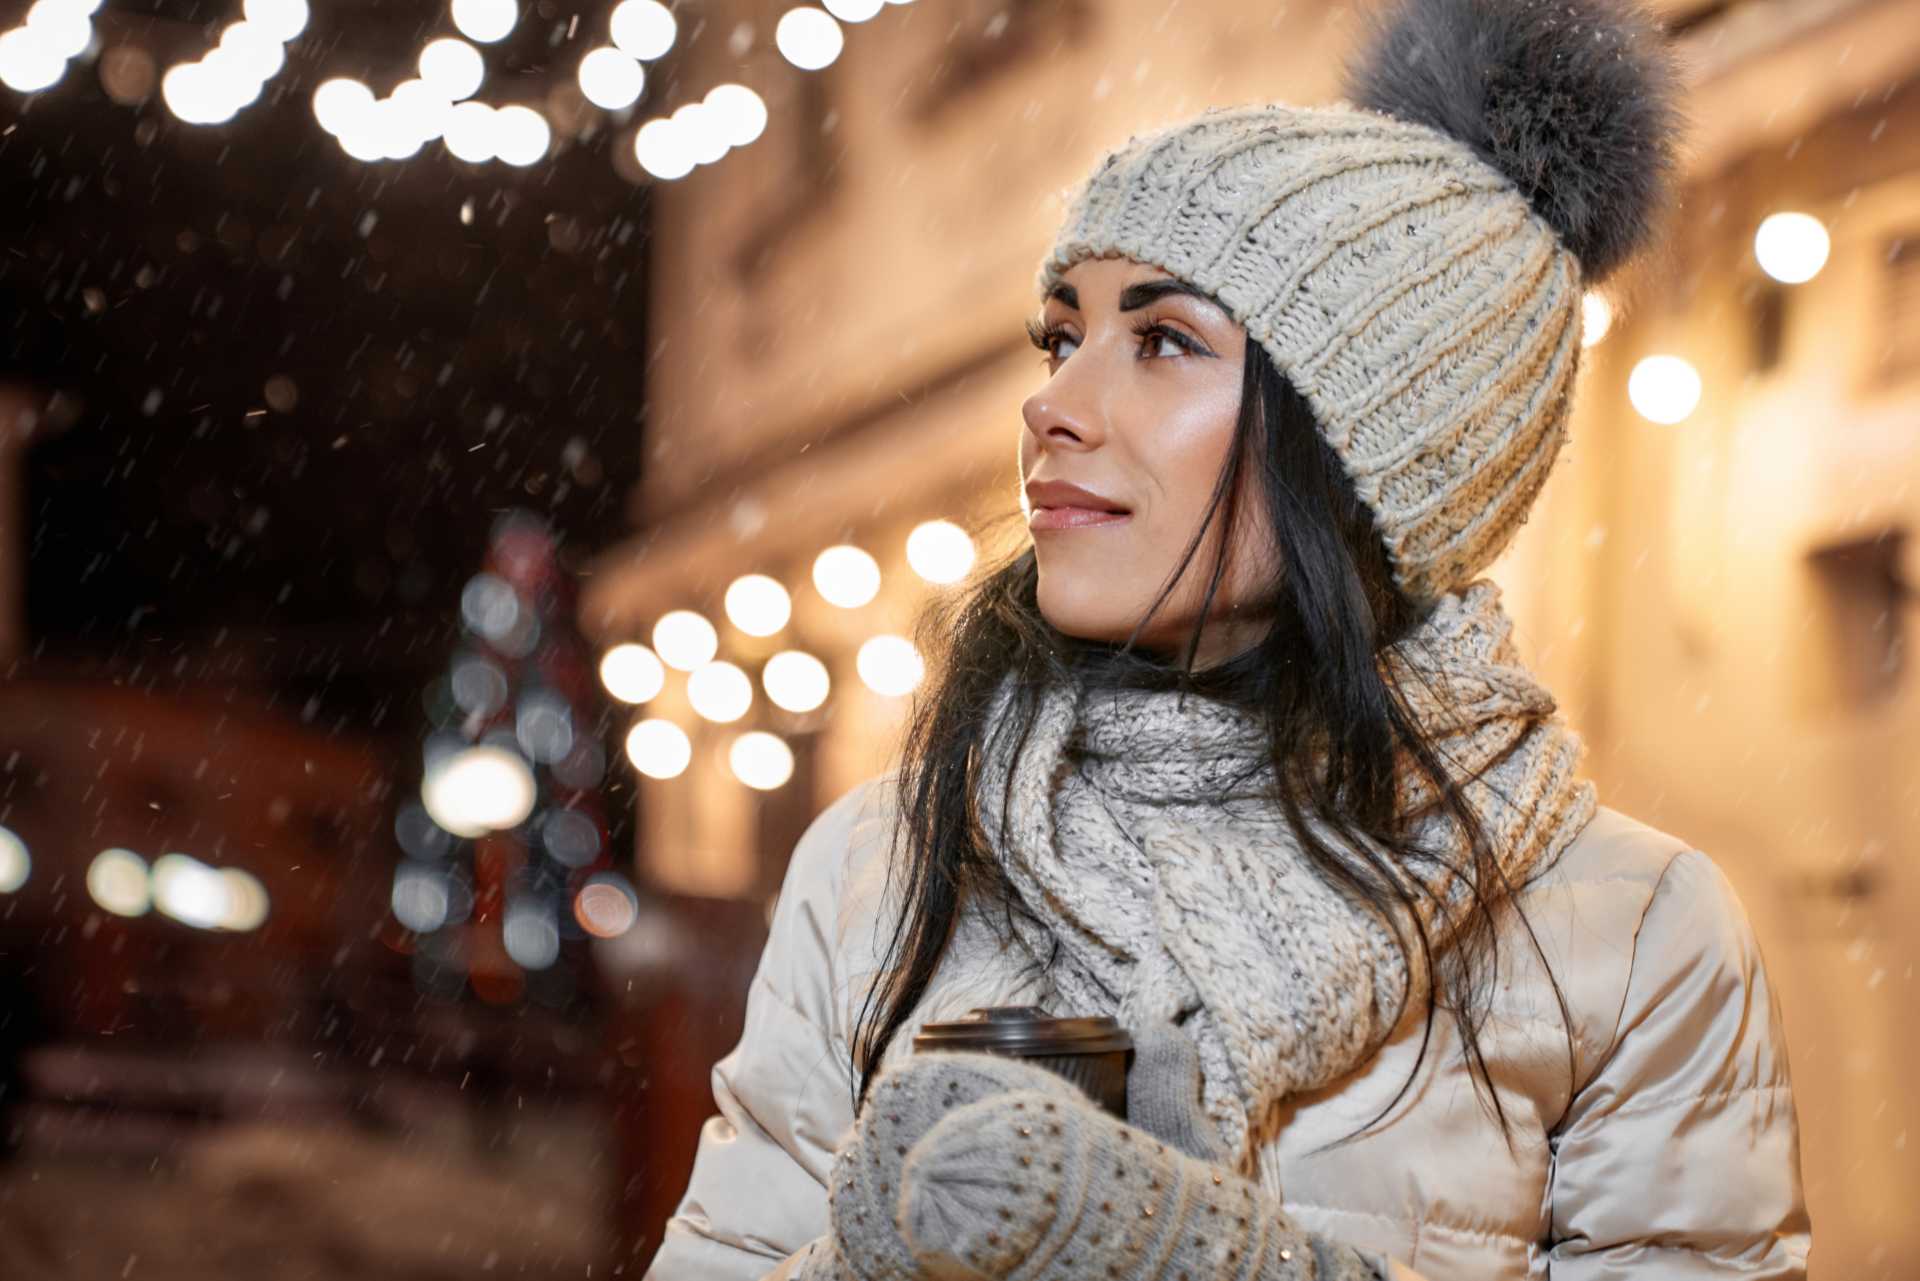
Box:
left=578, top=46, right=644, bottom=110
left=0, top=825, right=29, bottom=893
left=729, top=731, right=795, bottom=790
left=443, top=100, right=498, bottom=162
left=687, top=660, right=754, bottom=723
left=633, top=115, right=695, bottom=180
left=151, top=852, right=229, bottom=928
left=0, top=29, right=69, bottom=95
left=391, top=860, right=452, bottom=933
left=625, top=718, right=691, bottom=779
left=724, top=573, right=791, bottom=636
left=451, top=0, right=517, bottom=44
left=493, top=104, right=552, bottom=166
left=1627, top=354, right=1703, bottom=425
left=312, top=77, right=375, bottom=136
left=856, top=634, right=924, bottom=696
left=652, top=609, right=718, bottom=670
left=776, top=6, right=844, bottom=70
left=906, top=519, right=976, bottom=585
left=702, top=83, right=767, bottom=147
left=1581, top=291, right=1612, bottom=349
left=599, top=642, right=666, bottom=704
left=419, top=37, right=485, bottom=102
left=502, top=894, right=560, bottom=969
left=240, top=0, right=307, bottom=42
left=87, top=848, right=150, bottom=916
left=421, top=744, right=538, bottom=837
left=1754, top=211, right=1831, bottom=285
left=573, top=871, right=639, bottom=937
left=609, top=0, right=677, bottom=60
left=762, top=649, right=830, bottom=713
left=813, top=544, right=881, bottom=608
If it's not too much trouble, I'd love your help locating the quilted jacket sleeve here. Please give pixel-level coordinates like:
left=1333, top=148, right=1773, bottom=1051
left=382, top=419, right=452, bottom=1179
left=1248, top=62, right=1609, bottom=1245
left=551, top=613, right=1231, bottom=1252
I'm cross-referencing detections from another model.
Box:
left=644, top=780, right=885, bottom=1281
left=1546, top=849, right=1811, bottom=1278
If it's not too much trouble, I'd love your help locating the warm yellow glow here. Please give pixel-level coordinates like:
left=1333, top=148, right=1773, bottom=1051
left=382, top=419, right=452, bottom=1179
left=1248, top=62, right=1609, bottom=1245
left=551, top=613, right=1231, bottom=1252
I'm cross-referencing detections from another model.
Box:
left=625, top=718, right=692, bottom=779
left=1627, top=354, right=1702, bottom=425
left=240, top=0, right=306, bottom=41
left=493, top=104, right=551, bottom=166
left=217, top=868, right=270, bottom=931
left=813, top=545, right=881, bottom=609
left=688, top=660, right=754, bottom=723
left=418, top=37, right=484, bottom=102
left=634, top=116, right=694, bottom=180
left=906, top=519, right=976, bottom=585
left=312, top=77, right=374, bottom=136
left=87, top=848, right=150, bottom=916
left=1580, top=292, right=1612, bottom=349
left=725, top=573, right=792, bottom=636
left=421, top=744, right=537, bottom=837
left=451, top=0, right=516, bottom=43
left=702, top=83, right=767, bottom=146
left=610, top=0, right=677, bottom=59
left=600, top=642, right=666, bottom=704
left=577, top=46, right=643, bottom=110
left=0, top=825, right=29, bottom=893
left=653, top=609, right=718, bottom=670
left=776, top=6, right=843, bottom=69
left=857, top=634, right=924, bottom=696
left=1753, top=211, right=1830, bottom=285
left=762, top=650, right=830, bottom=713
left=151, top=853, right=228, bottom=928
left=729, top=731, right=795, bottom=791
left=0, top=29, right=68, bottom=95
left=574, top=873, right=639, bottom=937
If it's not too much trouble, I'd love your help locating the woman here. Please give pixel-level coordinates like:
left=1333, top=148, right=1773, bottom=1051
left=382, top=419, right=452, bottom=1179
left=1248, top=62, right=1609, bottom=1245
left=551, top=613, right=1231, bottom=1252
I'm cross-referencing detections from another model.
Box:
left=646, top=0, right=1810, bottom=1276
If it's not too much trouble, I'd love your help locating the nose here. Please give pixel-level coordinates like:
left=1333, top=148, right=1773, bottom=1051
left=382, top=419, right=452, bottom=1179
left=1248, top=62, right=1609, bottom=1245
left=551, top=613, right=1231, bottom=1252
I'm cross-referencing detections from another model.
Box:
left=1021, top=365, right=1106, bottom=455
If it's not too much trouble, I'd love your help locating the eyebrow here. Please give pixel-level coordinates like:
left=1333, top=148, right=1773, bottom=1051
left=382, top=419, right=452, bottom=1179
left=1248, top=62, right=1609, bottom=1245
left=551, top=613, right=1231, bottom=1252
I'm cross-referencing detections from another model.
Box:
left=1043, top=278, right=1227, bottom=317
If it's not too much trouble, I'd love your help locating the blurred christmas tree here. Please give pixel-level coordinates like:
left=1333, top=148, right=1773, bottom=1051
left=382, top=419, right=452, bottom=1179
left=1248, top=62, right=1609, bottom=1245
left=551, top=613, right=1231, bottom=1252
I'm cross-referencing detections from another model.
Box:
left=388, top=509, right=636, bottom=1011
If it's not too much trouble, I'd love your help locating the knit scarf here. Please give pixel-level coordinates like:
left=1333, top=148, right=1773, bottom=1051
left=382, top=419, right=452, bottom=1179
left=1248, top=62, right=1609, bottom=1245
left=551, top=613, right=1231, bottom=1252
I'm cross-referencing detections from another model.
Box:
left=971, top=579, right=1597, bottom=1171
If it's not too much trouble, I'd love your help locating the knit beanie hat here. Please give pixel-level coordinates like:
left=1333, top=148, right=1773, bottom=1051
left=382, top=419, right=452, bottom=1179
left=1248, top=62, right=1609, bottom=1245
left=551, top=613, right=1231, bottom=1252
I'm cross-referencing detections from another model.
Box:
left=1035, top=0, right=1682, bottom=607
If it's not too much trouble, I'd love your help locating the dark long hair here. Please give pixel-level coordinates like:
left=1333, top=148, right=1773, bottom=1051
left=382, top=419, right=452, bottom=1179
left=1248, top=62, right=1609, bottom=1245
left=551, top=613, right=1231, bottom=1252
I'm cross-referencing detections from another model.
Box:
left=851, top=327, right=1573, bottom=1147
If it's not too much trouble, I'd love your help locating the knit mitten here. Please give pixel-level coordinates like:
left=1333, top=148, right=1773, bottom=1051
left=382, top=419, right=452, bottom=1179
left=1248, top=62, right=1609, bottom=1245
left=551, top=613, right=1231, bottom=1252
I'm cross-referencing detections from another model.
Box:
left=787, top=1233, right=863, bottom=1281
left=827, top=1049, right=1096, bottom=1280
left=898, top=1087, right=1386, bottom=1281
left=1124, top=1017, right=1232, bottom=1165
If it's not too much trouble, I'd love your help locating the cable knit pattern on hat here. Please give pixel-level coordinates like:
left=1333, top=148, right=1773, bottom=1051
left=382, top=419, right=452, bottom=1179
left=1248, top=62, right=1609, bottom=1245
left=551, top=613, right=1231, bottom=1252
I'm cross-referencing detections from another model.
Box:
left=972, top=580, right=1597, bottom=1171
left=1035, top=103, right=1582, bottom=607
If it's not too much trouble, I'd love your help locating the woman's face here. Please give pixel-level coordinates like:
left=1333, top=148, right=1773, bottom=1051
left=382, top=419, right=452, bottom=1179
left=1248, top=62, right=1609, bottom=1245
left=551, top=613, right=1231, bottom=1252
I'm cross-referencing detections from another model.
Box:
left=1019, top=255, right=1273, bottom=667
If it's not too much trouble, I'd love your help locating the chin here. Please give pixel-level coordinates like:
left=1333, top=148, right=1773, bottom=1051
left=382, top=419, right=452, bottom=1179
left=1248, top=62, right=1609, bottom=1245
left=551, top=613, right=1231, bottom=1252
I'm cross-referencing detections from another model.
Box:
left=1034, top=574, right=1151, bottom=649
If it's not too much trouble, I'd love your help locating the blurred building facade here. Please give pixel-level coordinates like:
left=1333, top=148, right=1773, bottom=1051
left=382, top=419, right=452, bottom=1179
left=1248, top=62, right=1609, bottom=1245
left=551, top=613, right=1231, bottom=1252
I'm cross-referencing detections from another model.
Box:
left=586, top=0, right=1920, bottom=1270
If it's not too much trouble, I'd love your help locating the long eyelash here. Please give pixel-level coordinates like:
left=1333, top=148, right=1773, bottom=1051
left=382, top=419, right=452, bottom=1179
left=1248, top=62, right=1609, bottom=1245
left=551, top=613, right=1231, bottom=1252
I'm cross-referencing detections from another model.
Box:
left=1025, top=317, right=1202, bottom=359
left=1025, top=317, right=1063, bottom=355
left=1129, top=318, right=1201, bottom=354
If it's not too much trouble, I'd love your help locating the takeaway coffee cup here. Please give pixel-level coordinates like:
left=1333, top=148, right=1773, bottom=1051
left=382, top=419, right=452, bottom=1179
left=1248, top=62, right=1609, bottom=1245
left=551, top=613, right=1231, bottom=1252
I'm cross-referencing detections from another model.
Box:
left=911, top=1005, right=1132, bottom=1119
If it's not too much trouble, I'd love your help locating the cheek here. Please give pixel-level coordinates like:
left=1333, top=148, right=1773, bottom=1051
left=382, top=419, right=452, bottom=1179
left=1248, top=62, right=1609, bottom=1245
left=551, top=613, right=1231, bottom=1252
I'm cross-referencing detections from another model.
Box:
left=1138, top=385, right=1240, bottom=530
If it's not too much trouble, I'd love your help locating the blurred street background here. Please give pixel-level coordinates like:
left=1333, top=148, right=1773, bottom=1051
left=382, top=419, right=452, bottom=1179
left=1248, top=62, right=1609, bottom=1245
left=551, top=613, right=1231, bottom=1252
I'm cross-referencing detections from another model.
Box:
left=0, top=0, right=1916, bottom=1275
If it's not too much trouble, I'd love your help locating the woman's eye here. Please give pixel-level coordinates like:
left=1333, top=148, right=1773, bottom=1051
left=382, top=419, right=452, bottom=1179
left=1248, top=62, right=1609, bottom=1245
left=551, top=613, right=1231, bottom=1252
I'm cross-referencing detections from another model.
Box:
left=1145, top=329, right=1183, bottom=358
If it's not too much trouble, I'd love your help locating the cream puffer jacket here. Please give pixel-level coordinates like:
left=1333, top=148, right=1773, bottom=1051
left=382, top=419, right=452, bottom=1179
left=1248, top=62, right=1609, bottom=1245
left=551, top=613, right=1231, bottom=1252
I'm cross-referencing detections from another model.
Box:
left=645, top=775, right=1811, bottom=1281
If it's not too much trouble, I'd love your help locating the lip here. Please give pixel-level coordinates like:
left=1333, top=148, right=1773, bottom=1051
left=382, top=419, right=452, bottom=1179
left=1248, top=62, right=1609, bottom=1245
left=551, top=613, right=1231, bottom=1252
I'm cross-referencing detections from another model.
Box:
left=1029, top=506, right=1132, bottom=532
left=1024, top=479, right=1131, bottom=533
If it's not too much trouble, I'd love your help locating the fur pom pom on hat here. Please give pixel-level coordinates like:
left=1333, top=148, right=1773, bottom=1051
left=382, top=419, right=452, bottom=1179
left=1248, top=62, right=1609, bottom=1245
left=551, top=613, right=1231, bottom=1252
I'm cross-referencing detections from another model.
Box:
left=1035, top=0, right=1682, bottom=606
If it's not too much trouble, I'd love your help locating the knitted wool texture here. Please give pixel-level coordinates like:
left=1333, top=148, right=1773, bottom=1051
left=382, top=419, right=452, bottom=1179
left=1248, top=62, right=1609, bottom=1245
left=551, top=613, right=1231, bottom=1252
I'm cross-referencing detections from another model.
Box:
left=1036, top=102, right=1582, bottom=607
left=813, top=1049, right=1387, bottom=1281
left=973, top=579, right=1598, bottom=1169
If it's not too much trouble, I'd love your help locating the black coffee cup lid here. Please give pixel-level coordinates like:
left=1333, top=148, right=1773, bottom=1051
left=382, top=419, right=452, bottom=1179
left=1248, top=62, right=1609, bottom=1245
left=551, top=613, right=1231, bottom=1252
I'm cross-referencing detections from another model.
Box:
left=911, top=1005, right=1132, bottom=1056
